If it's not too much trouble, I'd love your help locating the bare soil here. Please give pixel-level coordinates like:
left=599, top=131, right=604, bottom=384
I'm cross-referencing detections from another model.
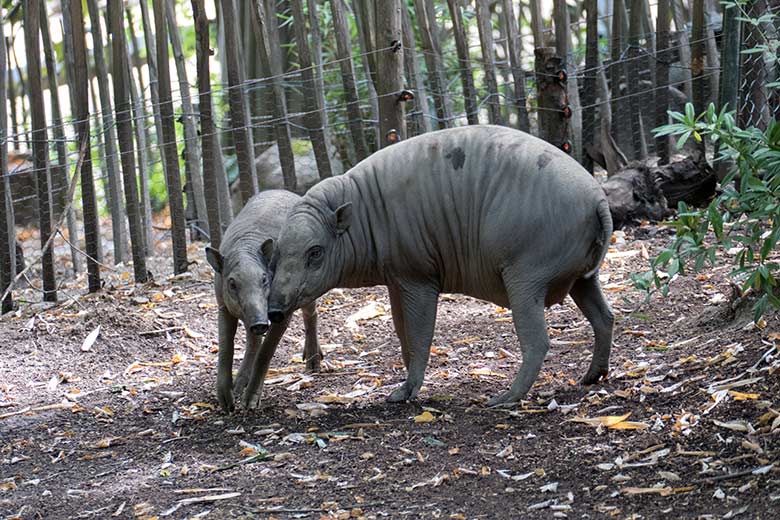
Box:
left=2, top=226, right=779, bottom=519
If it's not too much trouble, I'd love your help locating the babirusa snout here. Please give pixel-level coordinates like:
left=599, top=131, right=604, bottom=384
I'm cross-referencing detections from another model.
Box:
left=249, top=320, right=269, bottom=335
left=268, top=309, right=285, bottom=324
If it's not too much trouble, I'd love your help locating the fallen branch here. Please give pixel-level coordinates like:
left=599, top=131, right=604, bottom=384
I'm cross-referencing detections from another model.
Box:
left=248, top=502, right=384, bottom=514
left=139, top=326, right=185, bottom=336
left=213, top=452, right=270, bottom=472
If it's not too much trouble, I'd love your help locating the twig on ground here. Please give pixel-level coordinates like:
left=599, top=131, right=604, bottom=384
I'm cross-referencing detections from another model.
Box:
left=213, top=452, right=270, bottom=472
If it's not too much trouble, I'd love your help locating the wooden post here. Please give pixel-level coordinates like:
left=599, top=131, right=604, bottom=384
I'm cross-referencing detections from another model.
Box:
left=290, top=0, right=333, bottom=178
left=219, top=0, right=257, bottom=205
left=401, top=3, right=433, bottom=135
left=502, top=0, right=530, bottom=132
left=252, top=0, right=297, bottom=191
left=86, top=0, right=127, bottom=264
left=40, top=0, right=82, bottom=273
left=192, top=0, right=224, bottom=249
left=475, top=0, right=503, bottom=125
left=138, top=0, right=168, bottom=178
left=691, top=0, right=706, bottom=114
left=447, top=0, right=479, bottom=125
left=107, top=0, right=147, bottom=283
left=375, top=0, right=405, bottom=147
left=68, top=0, right=101, bottom=292
left=655, top=0, right=671, bottom=165
left=24, top=0, right=57, bottom=302
left=153, top=0, right=189, bottom=274
left=553, top=0, right=581, bottom=161
left=582, top=0, right=598, bottom=173
left=535, top=47, right=569, bottom=151
left=413, top=0, right=451, bottom=129
left=164, top=0, right=208, bottom=240
left=0, top=17, right=12, bottom=313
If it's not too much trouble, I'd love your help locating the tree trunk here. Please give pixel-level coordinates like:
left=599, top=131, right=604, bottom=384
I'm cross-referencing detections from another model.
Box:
left=582, top=0, right=598, bottom=172
left=691, top=0, right=706, bottom=114
left=446, top=0, right=479, bottom=125
left=535, top=47, right=569, bottom=150
left=220, top=0, right=257, bottom=206
left=307, top=0, right=328, bottom=130
left=502, top=0, right=530, bottom=132
left=66, top=0, right=101, bottom=292
left=704, top=0, right=720, bottom=106
left=6, top=40, right=18, bottom=152
left=106, top=0, right=147, bottom=283
left=401, top=3, right=432, bottom=136
left=0, top=18, right=13, bottom=313
left=627, top=0, right=646, bottom=159
left=192, top=0, right=224, bottom=250
left=475, top=0, right=503, bottom=125
left=352, top=0, right=380, bottom=149
left=24, top=0, right=57, bottom=302
left=153, top=0, right=189, bottom=274
left=331, top=0, right=372, bottom=158
left=671, top=0, right=693, bottom=99
left=611, top=0, right=631, bottom=156
left=164, top=0, right=208, bottom=241
left=413, top=0, right=451, bottom=129
left=655, top=0, right=671, bottom=164
left=251, top=0, right=297, bottom=191
left=553, top=0, right=581, bottom=161
left=124, top=6, right=154, bottom=255
left=40, top=0, right=82, bottom=273
left=86, top=0, right=127, bottom=264
left=138, top=0, right=168, bottom=181
left=528, top=0, right=545, bottom=48
left=374, top=0, right=406, bottom=147
left=290, top=0, right=334, bottom=177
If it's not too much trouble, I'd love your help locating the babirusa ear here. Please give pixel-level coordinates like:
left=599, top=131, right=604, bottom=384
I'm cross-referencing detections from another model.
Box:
left=260, top=238, right=275, bottom=261
left=205, top=246, right=223, bottom=273
left=334, top=203, right=352, bottom=235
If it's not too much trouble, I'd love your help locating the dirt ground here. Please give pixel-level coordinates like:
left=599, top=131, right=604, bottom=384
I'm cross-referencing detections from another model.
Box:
left=1, top=225, right=779, bottom=520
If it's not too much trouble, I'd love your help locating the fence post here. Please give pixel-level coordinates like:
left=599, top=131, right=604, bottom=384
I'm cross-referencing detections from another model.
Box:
left=535, top=47, right=569, bottom=152
left=718, top=3, right=741, bottom=115
left=401, top=4, right=433, bottom=136
left=655, top=0, right=671, bottom=165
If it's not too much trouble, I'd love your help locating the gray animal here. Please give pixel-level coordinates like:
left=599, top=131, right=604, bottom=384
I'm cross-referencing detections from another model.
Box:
left=205, top=190, right=322, bottom=412
left=262, top=126, right=613, bottom=408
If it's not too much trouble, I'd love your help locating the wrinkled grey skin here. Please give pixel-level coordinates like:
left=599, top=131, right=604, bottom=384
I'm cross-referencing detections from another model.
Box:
left=206, top=190, right=322, bottom=412
left=266, top=126, right=613, bottom=406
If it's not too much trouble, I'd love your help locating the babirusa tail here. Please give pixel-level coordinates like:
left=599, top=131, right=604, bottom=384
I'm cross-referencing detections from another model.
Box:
left=584, top=199, right=613, bottom=279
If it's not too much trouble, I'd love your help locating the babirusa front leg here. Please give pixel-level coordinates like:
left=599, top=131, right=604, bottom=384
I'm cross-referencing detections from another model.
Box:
left=216, top=308, right=239, bottom=412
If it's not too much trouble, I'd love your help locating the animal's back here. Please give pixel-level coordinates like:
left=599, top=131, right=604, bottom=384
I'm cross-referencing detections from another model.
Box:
left=222, top=190, right=301, bottom=253
left=317, top=126, right=608, bottom=298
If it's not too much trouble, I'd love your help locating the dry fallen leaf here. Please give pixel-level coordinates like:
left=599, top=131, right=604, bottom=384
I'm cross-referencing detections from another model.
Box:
left=81, top=325, right=101, bottom=352
left=414, top=411, right=435, bottom=423
left=569, top=412, right=632, bottom=428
